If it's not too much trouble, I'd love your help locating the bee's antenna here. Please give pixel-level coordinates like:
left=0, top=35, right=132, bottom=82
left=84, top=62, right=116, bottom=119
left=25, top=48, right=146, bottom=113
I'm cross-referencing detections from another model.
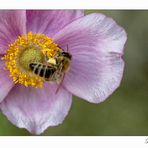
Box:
left=55, top=74, right=65, bottom=94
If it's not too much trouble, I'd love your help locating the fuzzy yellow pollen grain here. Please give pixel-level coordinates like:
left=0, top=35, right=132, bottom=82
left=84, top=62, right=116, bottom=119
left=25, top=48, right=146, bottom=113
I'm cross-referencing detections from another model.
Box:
left=2, top=32, right=62, bottom=88
left=47, top=58, right=57, bottom=65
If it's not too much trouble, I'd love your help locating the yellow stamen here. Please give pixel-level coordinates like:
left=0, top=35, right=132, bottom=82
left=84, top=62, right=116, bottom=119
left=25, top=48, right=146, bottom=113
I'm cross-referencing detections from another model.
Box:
left=2, top=32, right=61, bottom=88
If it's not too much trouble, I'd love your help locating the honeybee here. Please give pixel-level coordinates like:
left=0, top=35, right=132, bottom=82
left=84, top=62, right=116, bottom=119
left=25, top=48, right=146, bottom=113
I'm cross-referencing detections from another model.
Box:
left=29, top=45, right=72, bottom=91
left=29, top=62, right=57, bottom=81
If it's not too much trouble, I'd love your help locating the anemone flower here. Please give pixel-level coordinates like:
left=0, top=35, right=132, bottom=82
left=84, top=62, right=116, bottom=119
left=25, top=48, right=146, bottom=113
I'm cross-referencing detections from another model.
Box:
left=0, top=10, right=127, bottom=135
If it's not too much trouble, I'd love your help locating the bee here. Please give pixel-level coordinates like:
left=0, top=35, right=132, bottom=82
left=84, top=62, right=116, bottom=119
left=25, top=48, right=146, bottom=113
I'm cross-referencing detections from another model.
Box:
left=29, top=45, right=72, bottom=92
left=55, top=51, right=72, bottom=73
left=29, top=62, right=57, bottom=81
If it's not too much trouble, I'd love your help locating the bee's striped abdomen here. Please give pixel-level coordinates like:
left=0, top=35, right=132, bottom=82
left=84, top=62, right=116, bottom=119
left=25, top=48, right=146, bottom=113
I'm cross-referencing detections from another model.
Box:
left=29, top=62, right=56, bottom=80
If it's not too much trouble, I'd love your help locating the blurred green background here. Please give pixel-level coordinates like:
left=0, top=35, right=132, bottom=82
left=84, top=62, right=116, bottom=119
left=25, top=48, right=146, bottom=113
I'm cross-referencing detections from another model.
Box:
left=0, top=10, right=148, bottom=136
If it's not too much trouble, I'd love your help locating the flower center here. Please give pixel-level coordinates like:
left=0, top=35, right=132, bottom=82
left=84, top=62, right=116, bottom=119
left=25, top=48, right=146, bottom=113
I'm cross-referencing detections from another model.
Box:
left=2, top=32, right=62, bottom=88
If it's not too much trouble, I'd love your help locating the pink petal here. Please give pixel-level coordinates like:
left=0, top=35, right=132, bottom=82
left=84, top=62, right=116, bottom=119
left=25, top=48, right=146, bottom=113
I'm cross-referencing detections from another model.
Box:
left=0, top=59, right=14, bottom=102
left=0, top=83, right=72, bottom=134
left=54, top=13, right=127, bottom=103
left=26, top=10, right=84, bottom=37
left=0, top=10, right=26, bottom=54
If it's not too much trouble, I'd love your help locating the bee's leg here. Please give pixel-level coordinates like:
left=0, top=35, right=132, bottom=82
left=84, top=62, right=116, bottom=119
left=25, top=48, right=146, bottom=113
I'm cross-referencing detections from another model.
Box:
left=55, top=73, right=65, bottom=94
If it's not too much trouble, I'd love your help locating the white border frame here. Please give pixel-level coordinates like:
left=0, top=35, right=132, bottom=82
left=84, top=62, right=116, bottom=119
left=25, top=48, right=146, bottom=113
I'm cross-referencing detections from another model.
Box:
left=0, top=0, right=148, bottom=9
left=0, top=1, right=147, bottom=148
left=1, top=136, right=148, bottom=148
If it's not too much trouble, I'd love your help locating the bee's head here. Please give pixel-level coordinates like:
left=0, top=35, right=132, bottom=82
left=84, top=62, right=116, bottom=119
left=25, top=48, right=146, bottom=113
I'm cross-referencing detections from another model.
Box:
left=61, top=52, right=72, bottom=60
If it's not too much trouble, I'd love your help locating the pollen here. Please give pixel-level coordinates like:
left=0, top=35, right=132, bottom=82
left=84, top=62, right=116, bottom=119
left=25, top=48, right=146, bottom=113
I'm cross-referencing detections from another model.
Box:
left=2, top=32, right=61, bottom=88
